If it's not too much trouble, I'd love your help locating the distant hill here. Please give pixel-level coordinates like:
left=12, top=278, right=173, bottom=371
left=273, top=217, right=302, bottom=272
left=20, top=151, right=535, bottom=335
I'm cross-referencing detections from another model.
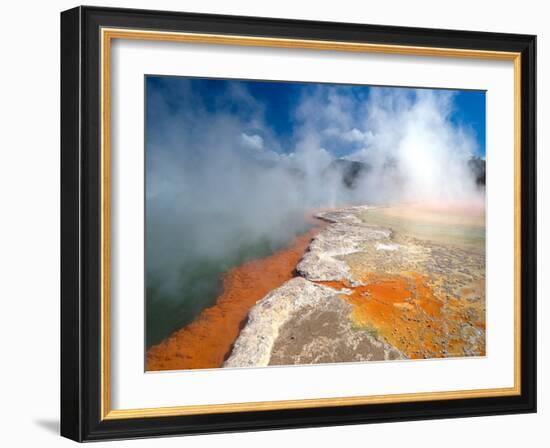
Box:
left=325, top=159, right=372, bottom=189
left=468, top=157, right=486, bottom=187
left=269, top=154, right=485, bottom=193
left=324, top=157, right=485, bottom=191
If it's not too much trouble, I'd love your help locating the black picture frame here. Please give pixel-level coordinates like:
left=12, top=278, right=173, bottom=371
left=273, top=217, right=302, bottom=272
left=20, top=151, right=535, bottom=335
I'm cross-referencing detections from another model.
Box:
left=61, top=5, right=536, bottom=442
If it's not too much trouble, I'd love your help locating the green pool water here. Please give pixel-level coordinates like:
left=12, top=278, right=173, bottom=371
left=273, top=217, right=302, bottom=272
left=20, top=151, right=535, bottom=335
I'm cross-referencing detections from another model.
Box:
left=145, top=226, right=311, bottom=349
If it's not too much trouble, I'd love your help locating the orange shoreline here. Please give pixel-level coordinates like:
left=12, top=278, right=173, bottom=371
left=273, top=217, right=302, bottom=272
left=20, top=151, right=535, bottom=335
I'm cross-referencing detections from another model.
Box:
left=146, top=222, right=325, bottom=371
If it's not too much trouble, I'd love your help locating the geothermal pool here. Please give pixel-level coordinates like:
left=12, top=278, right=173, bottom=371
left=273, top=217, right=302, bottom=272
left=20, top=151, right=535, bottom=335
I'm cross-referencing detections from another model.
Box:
left=146, top=204, right=486, bottom=371
left=360, top=204, right=485, bottom=250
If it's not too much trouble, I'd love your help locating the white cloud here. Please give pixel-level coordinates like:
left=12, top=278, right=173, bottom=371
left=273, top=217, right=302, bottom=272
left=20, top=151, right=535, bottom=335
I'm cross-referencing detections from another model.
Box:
left=341, top=128, right=374, bottom=144
left=240, top=132, right=264, bottom=151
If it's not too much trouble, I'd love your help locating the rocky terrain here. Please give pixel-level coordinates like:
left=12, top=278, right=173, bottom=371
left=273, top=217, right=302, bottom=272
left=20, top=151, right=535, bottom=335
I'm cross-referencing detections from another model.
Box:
left=224, top=277, right=403, bottom=368
left=296, top=206, right=391, bottom=283
left=224, top=205, right=486, bottom=367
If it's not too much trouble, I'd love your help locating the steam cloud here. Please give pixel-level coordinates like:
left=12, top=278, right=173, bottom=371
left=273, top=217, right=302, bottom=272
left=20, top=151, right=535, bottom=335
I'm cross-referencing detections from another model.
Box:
left=145, top=78, right=484, bottom=343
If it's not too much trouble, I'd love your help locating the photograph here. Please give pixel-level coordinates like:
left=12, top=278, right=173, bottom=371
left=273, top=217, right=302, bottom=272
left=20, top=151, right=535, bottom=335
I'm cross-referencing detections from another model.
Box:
left=144, top=76, right=487, bottom=372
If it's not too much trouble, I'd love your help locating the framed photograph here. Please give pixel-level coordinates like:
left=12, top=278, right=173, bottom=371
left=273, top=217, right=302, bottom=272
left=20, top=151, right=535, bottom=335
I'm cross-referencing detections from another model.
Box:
left=60, top=6, right=536, bottom=441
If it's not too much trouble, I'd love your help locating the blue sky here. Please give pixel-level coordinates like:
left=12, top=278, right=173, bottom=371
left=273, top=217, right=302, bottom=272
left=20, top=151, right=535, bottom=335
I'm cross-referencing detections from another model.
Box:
left=146, top=76, right=486, bottom=159
left=449, top=89, right=486, bottom=157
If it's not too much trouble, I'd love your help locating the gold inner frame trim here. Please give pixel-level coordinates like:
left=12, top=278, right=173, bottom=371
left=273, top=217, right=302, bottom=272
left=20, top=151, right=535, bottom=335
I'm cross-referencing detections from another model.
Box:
left=100, top=27, right=522, bottom=421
